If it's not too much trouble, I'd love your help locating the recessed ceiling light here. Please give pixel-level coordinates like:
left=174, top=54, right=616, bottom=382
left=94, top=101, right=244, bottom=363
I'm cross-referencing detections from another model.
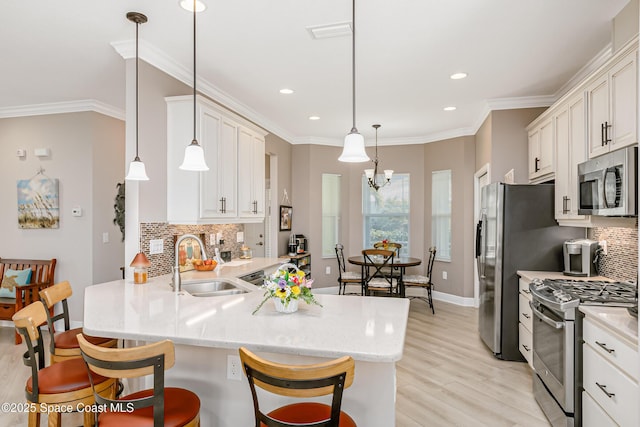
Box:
left=309, top=116, right=320, bottom=121
left=450, top=72, right=468, bottom=80
left=444, top=106, right=457, bottom=111
left=279, top=88, right=294, bottom=95
left=179, top=0, right=206, bottom=12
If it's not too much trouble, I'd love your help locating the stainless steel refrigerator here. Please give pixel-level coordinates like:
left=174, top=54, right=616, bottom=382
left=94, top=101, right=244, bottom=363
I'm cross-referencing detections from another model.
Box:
left=475, top=183, right=582, bottom=361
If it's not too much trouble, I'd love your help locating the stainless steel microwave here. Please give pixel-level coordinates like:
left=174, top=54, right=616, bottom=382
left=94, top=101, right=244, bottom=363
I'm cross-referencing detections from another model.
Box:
left=578, top=146, right=637, bottom=216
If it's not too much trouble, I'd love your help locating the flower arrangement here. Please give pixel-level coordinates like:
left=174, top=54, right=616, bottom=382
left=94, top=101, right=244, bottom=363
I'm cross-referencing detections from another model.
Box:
left=252, top=263, right=322, bottom=314
left=381, top=239, right=389, bottom=249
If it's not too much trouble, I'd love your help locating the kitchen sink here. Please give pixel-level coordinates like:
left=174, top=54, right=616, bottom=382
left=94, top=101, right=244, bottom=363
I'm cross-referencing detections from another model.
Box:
left=181, top=280, right=248, bottom=297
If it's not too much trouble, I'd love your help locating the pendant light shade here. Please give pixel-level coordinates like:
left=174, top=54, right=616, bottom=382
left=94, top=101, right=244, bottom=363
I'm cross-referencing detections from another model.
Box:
left=180, top=0, right=209, bottom=171
left=125, top=12, right=149, bottom=181
left=339, top=0, right=369, bottom=163
left=180, top=140, right=209, bottom=171
left=126, top=158, right=149, bottom=180
left=339, top=130, right=369, bottom=162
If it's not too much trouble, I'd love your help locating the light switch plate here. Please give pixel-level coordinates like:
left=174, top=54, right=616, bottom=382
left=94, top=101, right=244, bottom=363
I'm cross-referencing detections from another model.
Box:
left=236, top=232, right=244, bottom=242
left=150, top=239, right=164, bottom=254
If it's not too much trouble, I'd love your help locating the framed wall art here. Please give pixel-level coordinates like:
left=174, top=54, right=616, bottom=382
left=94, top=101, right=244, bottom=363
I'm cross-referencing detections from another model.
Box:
left=173, top=233, right=206, bottom=272
left=17, top=175, right=60, bottom=229
left=279, top=205, right=292, bottom=231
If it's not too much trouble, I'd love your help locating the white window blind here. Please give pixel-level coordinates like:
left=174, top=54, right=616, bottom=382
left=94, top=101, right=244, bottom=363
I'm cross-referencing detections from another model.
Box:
left=322, top=174, right=341, bottom=258
left=432, top=170, right=451, bottom=261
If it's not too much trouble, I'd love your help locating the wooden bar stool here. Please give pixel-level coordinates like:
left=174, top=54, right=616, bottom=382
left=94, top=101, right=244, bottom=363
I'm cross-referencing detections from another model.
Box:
left=239, top=346, right=356, bottom=427
left=78, top=334, right=201, bottom=427
left=40, top=281, right=117, bottom=363
left=12, top=301, right=116, bottom=427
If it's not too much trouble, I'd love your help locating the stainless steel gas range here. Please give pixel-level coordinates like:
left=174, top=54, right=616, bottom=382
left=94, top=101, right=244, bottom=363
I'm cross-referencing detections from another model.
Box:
left=529, top=278, right=637, bottom=427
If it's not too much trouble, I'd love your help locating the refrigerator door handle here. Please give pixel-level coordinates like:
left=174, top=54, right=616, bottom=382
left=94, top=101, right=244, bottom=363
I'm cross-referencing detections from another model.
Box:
left=477, top=211, right=487, bottom=279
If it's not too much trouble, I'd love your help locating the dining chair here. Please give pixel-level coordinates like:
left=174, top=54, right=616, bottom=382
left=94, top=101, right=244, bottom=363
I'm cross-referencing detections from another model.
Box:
left=78, top=334, right=201, bottom=427
left=362, top=249, right=398, bottom=296
left=335, top=244, right=362, bottom=295
left=12, top=301, right=116, bottom=427
left=239, top=346, right=356, bottom=427
left=40, top=281, right=118, bottom=364
left=403, top=247, right=437, bottom=314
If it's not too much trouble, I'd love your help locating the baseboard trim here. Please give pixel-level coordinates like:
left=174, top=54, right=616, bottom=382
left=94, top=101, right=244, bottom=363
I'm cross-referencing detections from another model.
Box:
left=316, top=285, right=475, bottom=307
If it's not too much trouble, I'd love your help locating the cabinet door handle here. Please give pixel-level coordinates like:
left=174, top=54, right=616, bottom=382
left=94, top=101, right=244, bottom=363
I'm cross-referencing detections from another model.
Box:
left=595, top=341, right=615, bottom=353
left=562, top=196, right=568, bottom=214
left=534, top=157, right=540, bottom=172
left=596, top=382, right=615, bottom=398
left=220, top=197, right=226, bottom=214
left=522, top=344, right=530, bottom=352
left=252, top=200, right=258, bottom=214
left=601, top=122, right=606, bottom=146
left=604, top=121, right=612, bottom=145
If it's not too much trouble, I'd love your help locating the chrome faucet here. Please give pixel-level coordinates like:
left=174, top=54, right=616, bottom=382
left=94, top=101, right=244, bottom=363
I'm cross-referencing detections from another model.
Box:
left=173, top=234, right=208, bottom=293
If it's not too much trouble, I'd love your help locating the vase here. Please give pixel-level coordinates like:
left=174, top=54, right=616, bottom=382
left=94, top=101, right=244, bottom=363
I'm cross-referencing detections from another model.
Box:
left=273, top=297, right=298, bottom=313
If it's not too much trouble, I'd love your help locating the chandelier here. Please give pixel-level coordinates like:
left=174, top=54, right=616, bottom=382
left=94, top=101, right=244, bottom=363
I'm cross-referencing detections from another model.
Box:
left=364, top=124, right=393, bottom=191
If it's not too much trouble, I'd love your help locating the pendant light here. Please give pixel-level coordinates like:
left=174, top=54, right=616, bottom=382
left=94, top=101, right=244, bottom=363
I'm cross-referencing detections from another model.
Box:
left=125, top=12, right=150, bottom=181
left=338, top=0, right=369, bottom=163
left=364, top=124, right=393, bottom=191
left=179, top=0, right=209, bottom=171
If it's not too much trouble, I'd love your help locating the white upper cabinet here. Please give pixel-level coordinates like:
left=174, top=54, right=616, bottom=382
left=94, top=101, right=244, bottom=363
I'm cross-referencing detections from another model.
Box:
left=528, top=116, right=554, bottom=182
left=238, top=128, right=265, bottom=219
left=554, top=93, right=587, bottom=222
left=167, top=95, right=267, bottom=224
left=587, top=48, right=637, bottom=158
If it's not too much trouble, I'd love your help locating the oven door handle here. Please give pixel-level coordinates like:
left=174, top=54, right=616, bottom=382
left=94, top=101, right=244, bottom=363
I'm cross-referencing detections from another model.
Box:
left=529, top=301, right=564, bottom=329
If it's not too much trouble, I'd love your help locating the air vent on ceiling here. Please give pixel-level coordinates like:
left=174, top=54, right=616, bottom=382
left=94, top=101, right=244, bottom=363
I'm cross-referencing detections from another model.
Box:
left=306, top=22, right=352, bottom=39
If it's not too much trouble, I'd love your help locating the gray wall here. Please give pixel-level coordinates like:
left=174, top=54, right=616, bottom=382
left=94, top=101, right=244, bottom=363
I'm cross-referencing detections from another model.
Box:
left=0, top=112, right=124, bottom=323
left=265, top=132, right=293, bottom=256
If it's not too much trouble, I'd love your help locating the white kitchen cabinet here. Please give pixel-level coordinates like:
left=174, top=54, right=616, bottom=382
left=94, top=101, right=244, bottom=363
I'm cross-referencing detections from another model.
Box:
left=582, top=317, right=639, bottom=427
left=167, top=95, right=267, bottom=224
left=237, top=127, right=265, bottom=219
left=528, top=116, right=554, bottom=182
left=587, top=48, right=637, bottom=158
left=517, top=277, right=534, bottom=368
left=554, top=94, right=588, bottom=223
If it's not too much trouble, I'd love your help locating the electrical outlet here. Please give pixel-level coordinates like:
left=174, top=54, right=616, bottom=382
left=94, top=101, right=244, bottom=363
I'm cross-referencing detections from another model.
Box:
left=210, top=234, right=216, bottom=245
left=442, top=271, right=447, bottom=280
left=326, top=266, right=331, bottom=275
left=102, top=232, right=109, bottom=244
left=237, top=232, right=244, bottom=242
left=227, top=355, right=242, bottom=381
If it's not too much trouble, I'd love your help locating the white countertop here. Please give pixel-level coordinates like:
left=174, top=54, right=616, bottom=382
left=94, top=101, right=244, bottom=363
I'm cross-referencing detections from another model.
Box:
left=580, top=306, right=638, bottom=346
left=84, top=258, right=410, bottom=363
left=517, top=270, right=613, bottom=282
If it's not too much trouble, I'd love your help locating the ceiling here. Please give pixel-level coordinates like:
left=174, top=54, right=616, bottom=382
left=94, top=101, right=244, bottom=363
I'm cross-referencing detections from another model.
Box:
left=0, top=0, right=631, bottom=145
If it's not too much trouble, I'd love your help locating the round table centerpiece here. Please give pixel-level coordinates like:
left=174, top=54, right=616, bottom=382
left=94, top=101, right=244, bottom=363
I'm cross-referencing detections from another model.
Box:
left=252, top=263, right=322, bottom=314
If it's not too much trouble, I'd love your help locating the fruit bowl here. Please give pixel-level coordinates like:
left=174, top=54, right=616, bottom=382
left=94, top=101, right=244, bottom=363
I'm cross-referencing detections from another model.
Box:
left=194, top=261, right=217, bottom=271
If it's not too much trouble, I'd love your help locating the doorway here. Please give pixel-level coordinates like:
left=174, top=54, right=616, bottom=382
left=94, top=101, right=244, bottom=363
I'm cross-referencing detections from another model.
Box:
left=473, top=163, right=490, bottom=307
left=244, top=153, right=277, bottom=258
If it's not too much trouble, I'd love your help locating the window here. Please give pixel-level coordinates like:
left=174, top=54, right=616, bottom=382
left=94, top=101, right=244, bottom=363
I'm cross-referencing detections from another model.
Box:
left=362, top=174, right=410, bottom=256
left=432, top=170, right=451, bottom=261
left=322, top=174, right=341, bottom=258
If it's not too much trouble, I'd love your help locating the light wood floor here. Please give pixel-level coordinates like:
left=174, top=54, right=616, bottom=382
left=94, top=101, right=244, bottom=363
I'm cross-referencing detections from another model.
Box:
left=0, top=300, right=549, bottom=427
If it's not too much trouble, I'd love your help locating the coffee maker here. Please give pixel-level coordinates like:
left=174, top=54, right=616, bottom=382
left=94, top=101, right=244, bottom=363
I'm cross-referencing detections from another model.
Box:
left=563, top=239, right=599, bottom=277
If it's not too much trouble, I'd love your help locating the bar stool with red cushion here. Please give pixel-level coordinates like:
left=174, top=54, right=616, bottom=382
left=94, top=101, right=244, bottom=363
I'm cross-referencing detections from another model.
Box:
left=239, top=346, right=357, bottom=427
left=78, top=334, right=201, bottom=427
left=40, top=281, right=117, bottom=363
left=12, top=301, right=116, bottom=427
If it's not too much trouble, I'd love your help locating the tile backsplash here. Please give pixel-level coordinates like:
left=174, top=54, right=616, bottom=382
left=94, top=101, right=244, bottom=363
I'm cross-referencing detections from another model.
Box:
left=139, top=222, right=244, bottom=277
left=588, top=221, right=638, bottom=282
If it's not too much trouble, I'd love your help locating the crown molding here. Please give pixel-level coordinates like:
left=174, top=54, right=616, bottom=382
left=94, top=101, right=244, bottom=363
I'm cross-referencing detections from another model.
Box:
left=112, top=39, right=296, bottom=143
left=0, top=99, right=124, bottom=120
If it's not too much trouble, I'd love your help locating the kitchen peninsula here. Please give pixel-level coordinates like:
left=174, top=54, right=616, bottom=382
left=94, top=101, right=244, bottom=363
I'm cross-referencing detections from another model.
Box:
left=84, top=258, right=410, bottom=426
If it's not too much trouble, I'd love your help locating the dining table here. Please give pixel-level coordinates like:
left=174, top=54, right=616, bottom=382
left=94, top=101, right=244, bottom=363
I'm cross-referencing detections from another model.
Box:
left=348, top=255, right=422, bottom=297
